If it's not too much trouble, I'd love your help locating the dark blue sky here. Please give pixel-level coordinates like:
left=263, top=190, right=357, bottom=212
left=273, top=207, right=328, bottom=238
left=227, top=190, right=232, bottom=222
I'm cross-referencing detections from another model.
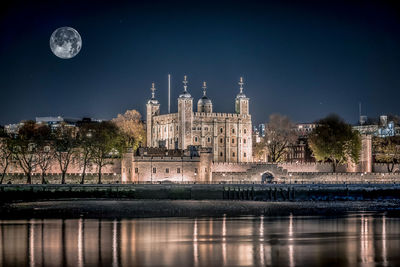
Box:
left=1, top=0, right=400, bottom=125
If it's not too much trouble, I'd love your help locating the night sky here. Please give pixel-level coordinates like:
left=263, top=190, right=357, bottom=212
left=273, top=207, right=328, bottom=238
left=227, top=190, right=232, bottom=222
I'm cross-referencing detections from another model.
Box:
left=1, top=0, right=400, bottom=126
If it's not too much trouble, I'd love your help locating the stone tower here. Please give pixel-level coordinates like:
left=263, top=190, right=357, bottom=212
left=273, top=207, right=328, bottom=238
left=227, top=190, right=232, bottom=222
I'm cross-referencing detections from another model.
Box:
left=235, top=77, right=249, bottom=115
left=177, top=75, right=193, bottom=149
left=197, top=81, right=213, bottom=113
left=146, top=82, right=160, bottom=147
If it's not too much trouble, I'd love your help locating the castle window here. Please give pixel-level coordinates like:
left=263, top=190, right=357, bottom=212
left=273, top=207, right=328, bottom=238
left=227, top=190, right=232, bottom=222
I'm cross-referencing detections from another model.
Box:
left=232, top=128, right=235, bottom=134
left=244, top=129, right=247, bottom=134
left=244, top=153, right=247, bottom=157
left=243, top=139, right=246, bottom=144
left=177, top=168, right=181, bottom=173
left=192, top=127, right=196, bottom=130
left=197, top=127, right=201, bottom=130
left=220, top=128, right=223, bottom=133
left=220, top=152, right=223, bottom=157
left=194, top=137, right=198, bottom=142
left=232, top=138, right=235, bottom=144
left=135, top=168, right=138, bottom=173
left=153, top=168, right=156, bottom=173
left=207, top=137, right=211, bottom=142
left=232, top=152, right=235, bottom=157
left=128, top=168, right=131, bottom=174
left=166, top=168, right=169, bottom=173
left=220, top=138, right=223, bottom=144
left=194, top=168, right=198, bottom=174
left=176, top=126, right=178, bottom=131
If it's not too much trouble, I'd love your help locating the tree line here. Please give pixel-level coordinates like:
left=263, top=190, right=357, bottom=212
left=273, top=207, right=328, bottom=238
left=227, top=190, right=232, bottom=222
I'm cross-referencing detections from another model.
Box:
left=254, top=114, right=362, bottom=172
left=0, top=109, right=145, bottom=184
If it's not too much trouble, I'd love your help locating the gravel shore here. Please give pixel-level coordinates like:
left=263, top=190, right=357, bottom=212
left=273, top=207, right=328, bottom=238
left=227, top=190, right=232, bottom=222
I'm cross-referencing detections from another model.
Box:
left=1, top=199, right=400, bottom=219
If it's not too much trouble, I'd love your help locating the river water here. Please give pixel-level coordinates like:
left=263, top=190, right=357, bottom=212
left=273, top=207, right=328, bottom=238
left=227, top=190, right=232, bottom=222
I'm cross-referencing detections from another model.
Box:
left=0, top=214, right=399, bottom=267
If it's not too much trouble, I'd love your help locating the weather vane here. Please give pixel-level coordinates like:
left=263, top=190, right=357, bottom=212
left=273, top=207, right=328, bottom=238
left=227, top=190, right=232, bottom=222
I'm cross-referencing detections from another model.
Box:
left=150, top=82, right=156, bottom=99
left=183, top=75, right=188, bottom=92
left=202, top=81, right=207, bottom=96
left=239, top=77, right=244, bottom=94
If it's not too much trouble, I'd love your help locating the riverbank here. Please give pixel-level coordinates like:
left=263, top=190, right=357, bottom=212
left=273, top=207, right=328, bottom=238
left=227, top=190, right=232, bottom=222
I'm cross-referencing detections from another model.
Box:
left=1, top=199, right=400, bottom=219
left=1, top=184, right=400, bottom=202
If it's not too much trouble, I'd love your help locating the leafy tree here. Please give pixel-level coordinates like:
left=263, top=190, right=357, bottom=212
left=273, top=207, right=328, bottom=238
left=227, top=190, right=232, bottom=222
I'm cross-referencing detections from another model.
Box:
left=53, top=123, right=78, bottom=184
left=309, top=114, right=361, bottom=172
left=263, top=114, right=298, bottom=162
left=90, top=121, right=124, bottom=184
left=373, top=136, right=400, bottom=172
left=112, top=109, right=146, bottom=151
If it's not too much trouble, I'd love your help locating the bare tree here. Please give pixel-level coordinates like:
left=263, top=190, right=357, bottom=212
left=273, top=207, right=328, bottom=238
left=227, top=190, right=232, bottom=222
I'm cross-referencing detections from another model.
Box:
left=14, top=121, right=40, bottom=184
left=53, top=124, right=77, bottom=184
left=263, top=114, right=298, bottom=162
left=75, top=123, right=94, bottom=184
left=0, top=135, right=15, bottom=184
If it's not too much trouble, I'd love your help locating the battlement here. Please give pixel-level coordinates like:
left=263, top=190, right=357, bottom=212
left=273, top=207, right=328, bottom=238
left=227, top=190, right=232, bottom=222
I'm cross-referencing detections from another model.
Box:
left=153, top=113, right=178, bottom=121
left=194, top=112, right=250, bottom=119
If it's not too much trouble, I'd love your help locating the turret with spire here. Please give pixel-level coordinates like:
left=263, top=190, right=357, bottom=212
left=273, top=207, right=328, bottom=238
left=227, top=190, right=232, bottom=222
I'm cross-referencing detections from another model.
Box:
left=177, top=75, right=193, bottom=149
left=235, top=77, right=249, bottom=114
left=146, top=82, right=160, bottom=147
left=197, top=81, right=213, bottom=113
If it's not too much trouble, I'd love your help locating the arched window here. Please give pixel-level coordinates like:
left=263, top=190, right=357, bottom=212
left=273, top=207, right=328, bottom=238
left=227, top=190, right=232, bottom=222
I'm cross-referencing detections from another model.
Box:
left=232, top=138, right=235, bottom=144
left=220, top=152, right=223, bottom=157
left=232, top=152, right=235, bottom=157
left=207, top=137, right=211, bottom=142
left=220, top=138, right=223, bottom=144
left=220, top=128, right=223, bottom=133
left=232, top=128, right=235, bottom=134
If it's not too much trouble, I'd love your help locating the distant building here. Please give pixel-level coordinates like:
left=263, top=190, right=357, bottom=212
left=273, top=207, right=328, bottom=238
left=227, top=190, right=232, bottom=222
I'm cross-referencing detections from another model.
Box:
left=295, top=123, right=316, bottom=137
left=353, top=114, right=400, bottom=137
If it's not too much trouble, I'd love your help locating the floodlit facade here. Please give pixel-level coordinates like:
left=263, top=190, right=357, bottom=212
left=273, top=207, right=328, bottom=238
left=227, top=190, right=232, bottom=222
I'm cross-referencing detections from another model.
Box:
left=145, top=76, right=253, bottom=163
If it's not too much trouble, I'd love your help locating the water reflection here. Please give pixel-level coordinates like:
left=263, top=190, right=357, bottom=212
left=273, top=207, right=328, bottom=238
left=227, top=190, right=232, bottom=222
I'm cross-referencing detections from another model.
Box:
left=0, top=214, right=400, bottom=267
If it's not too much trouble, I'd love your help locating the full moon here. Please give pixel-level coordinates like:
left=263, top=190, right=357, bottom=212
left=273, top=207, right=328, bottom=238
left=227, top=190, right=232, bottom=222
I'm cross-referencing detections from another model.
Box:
left=50, top=27, right=82, bottom=59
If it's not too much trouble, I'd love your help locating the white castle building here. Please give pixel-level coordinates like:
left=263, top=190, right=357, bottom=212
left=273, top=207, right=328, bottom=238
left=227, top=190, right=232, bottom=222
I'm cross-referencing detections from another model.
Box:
left=145, top=76, right=253, bottom=163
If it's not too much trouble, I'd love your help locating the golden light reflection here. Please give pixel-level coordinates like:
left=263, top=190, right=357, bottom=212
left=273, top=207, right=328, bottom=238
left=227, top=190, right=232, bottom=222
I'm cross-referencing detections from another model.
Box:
left=288, top=214, right=294, bottom=267
left=222, top=215, right=226, bottom=266
left=382, top=215, right=388, bottom=267
left=193, top=218, right=198, bottom=267
left=78, top=218, right=84, bottom=267
left=360, top=215, right=374, bottom=264
left=0, top=216, right=399, bottom=266
left=29, top=219, right=34, bottom=267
